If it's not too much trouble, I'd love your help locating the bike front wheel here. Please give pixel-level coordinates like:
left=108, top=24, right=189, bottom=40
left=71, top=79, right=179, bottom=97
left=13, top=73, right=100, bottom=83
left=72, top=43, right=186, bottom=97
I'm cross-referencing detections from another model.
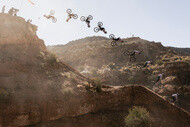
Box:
left=73, top=14, right=78, bottom=19
left=88, top=15, right=93, bottom=20
left=130, top=57, right=136, bottom=62
left=94, top=27, right=99, bottom=33
left=98, top=22, right=103, bottom=26
left=52, top=18, right=57, bottom=23
left=124, top=51, right=130, bottom=56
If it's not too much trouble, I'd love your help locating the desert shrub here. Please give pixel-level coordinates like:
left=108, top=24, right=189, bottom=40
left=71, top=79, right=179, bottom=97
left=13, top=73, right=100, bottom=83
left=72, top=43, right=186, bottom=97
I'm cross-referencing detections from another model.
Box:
left=40, top=51, right=45, bottom=57
left=91, top=68, right=99, bottom=76
left=61, top=87, right=74, bottom=95
left=109, top=62, right=116, bottom=70
left=128, top=76, right=137, bottom=84
left=96, top=83, right=102, bottom=93
left=147, top=75, right=157, bottom=84
left=0, top=88, right=9, bottom=96
left=40, top=63, right=45, bottom=68
left=156, top=60, right=163, bottom=66
left=85, top=84, right=91, bottom=91
left=79, top=66, right=85, bottom=71
left=46, top=53, right=57, bottom=65
left=125, top=106, right=151, bottom=127
left=0, top=88, right=11, bottom=103
left=70, top=78, right=78, bottom=85
left=119, top=56, right=125, bottom=62
left=91, top=77, right=102, bottom=93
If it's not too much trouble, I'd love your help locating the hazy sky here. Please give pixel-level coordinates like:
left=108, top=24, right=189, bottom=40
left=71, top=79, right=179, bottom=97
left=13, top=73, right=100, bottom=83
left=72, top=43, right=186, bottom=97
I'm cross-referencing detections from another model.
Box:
left=0, top=0, right=190, bottom=47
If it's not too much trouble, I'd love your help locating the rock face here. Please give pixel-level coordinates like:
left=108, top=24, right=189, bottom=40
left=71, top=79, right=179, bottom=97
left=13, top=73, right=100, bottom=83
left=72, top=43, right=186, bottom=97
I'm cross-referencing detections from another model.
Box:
left=0, top=13, right=89, bottom=127
left=0, top=14, right=189, bottom=127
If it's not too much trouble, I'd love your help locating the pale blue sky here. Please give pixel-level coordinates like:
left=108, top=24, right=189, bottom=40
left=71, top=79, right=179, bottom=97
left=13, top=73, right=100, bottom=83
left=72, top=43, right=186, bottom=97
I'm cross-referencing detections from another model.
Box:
left=0, top=0, right=190, bottom=47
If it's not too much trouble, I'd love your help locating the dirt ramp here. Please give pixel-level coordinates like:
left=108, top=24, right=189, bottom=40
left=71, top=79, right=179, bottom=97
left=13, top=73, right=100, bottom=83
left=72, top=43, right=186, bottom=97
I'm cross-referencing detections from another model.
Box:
left=34, top=85, right=190, bottom=127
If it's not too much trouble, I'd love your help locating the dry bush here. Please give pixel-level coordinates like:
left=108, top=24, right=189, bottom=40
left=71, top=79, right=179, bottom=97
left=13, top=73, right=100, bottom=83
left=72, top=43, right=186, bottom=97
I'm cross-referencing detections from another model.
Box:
left=125, top=106, right=151, bottom=127
left=46, top=53, right=58, bottom=65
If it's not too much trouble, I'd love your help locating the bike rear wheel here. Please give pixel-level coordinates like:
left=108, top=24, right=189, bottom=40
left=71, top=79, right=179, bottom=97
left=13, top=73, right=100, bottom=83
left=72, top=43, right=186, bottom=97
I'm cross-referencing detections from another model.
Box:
left=66, top=9, right=72, bottom=14
left=111, top=41, right=117, bottom=46
left=50, top=10, right=55, bottom=15
left=52, top=18, right=57, bottom=23
left=80, top=16, right=86, bottom=22
left=144, top=69, right=150, bottom=74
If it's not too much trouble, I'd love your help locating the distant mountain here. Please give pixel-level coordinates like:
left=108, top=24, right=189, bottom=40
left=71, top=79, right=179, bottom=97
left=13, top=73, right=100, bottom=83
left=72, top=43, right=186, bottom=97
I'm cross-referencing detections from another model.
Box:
left=66, top=36, right=109, bottom=46
left=169, top=47, right=190, bottom=55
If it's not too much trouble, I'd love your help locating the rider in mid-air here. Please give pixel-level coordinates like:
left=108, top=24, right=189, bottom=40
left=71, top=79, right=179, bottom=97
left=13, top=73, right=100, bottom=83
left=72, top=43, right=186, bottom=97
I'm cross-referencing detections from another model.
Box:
left=111, top=36, right=123, bottom=42
left=171, top=93, right=179, bottom=104
left=156, top=73, right=164, bottom=85
left=143, top=61, right=152, bottom=68
left=44, top=14, right=54, bottom=19
left=2, top=5, right=5, bottom=13
left=85, top=16, right=91, bottom=27
left=130, top=50, right=141, bottom=56
left=66, top=13, right=75, bottom=22
left=98, top=24, right=107, bottom=34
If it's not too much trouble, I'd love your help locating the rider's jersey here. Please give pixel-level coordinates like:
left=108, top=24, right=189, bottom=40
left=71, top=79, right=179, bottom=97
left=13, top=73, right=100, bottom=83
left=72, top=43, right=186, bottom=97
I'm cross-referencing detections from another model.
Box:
left=69, top=14, right=74, bottom=18
left=158, top=74, right=163, bottom=80
left=172, top=94, right=178, bottom=100
left=98, top=25, right=104, bottom=30
left=86, top=17, right=90, bottom=22
left=146, top=61, right=151, bottom=64
left=113, top=37, right=120, bottom=41
left=134, top=50, right=140, bottom=54
left=45, top=15, right=54, bottom=19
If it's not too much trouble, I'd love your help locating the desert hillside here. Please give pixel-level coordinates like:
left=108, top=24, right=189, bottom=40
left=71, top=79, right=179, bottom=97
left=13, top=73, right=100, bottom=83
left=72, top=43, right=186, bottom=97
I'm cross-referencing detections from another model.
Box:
left=0, top=13, right=190, bottom=127
left=169, top=47, right=190, bottom=55
left=48, top=36, right=190, bottom=111
left=47, top=36, right=190, bottom=86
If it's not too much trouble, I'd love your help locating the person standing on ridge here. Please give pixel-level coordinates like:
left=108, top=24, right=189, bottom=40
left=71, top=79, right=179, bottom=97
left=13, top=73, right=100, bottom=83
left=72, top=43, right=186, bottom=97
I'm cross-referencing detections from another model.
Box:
left=8, top=7, right=14, bottom=16
left=2, top=5, right=5, bottom=13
